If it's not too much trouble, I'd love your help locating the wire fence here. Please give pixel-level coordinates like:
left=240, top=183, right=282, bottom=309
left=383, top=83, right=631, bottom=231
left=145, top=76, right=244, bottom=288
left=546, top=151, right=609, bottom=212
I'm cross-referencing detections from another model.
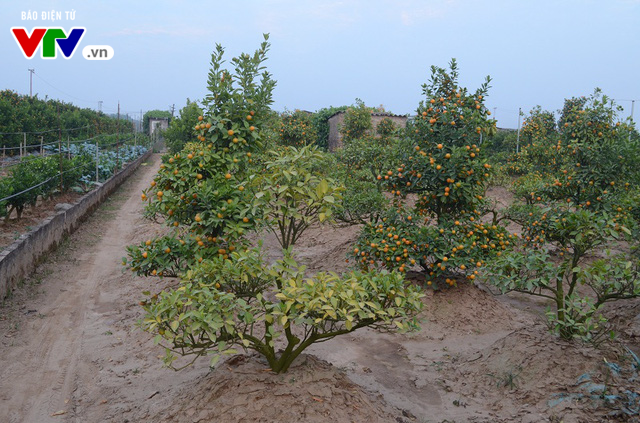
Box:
left=0, top=132, right=143, bottom=168
left=0, top=162, right=92, bottom=203
left=0, top=124, right=94, bottom=136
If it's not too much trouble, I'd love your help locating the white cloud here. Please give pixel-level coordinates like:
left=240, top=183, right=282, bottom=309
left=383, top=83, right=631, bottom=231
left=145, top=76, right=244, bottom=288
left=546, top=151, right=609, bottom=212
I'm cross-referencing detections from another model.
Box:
left=252, top=0, right=361, bottom=35
left=398, top=0, right=457, bottom=26
left=308, top=1, right=360, bottom=27
left=105, top=27, right=214, bottom=38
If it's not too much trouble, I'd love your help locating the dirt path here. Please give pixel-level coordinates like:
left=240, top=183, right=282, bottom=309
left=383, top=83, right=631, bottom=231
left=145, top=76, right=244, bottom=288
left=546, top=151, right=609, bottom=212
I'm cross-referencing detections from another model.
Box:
left=0, top=154, right=172, bottom=422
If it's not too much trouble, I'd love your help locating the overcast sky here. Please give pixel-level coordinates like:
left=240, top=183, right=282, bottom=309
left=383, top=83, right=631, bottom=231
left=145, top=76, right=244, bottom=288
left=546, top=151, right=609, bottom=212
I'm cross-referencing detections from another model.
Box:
left=2, top=0, right=639, bottom=128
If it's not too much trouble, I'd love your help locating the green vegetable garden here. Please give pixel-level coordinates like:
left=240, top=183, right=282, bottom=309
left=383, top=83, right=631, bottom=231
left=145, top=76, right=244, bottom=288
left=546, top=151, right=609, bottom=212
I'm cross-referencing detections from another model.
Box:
left=0, top=91, right=152, bottom=223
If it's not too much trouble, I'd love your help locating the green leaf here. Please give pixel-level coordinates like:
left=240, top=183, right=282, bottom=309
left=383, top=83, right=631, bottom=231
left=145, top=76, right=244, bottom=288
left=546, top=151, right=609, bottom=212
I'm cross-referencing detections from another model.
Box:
left=210, top=355, right=221, bottom=367
left=316, top=179, right=329, bottom=197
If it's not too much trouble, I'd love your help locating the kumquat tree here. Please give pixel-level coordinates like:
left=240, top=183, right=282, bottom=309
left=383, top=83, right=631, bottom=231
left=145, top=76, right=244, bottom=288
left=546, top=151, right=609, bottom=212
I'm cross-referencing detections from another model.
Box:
left=125, top=35, right=424, bottom=373
left=487, top=89, right=640, bottom=341
left=124, top=35, right=275, bottom=277
left=350, top=59, right=513, bottom=287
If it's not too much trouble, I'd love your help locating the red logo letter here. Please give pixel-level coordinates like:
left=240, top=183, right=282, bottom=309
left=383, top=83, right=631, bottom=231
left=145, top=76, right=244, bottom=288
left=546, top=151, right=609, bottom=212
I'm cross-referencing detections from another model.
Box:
left=11, top=27, right=47, bottom=59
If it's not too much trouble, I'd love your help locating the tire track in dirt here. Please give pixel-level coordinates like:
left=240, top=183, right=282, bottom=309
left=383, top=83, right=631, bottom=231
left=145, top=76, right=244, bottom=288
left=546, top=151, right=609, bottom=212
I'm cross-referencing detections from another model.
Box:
left=0, top=154, right=160, bottom=423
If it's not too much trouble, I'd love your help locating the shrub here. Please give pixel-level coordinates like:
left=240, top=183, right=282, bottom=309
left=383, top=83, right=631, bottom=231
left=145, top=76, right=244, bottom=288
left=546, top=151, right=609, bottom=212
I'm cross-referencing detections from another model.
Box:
left=140, top=247, right=423, bottom=373
left=333, top=119, right=407, bottom=225
left=130, top=36, right=425, bottom=374
left=0, top=178, right=13, bottom=219
left=376, top=117, right=398, bottom=138
left=254, top=145, right=343, bottom=248
left=5, top=156, right=58, bottom=219
left=487, top=208, right=640, bottom=341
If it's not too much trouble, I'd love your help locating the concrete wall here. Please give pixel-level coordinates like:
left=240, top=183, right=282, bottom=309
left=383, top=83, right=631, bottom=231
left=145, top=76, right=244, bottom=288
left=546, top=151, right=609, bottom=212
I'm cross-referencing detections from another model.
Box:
left=0, top=149, right=153, bottom=299
left=327, top=113, right=345, bottom=152
left=327, top=112, right=408, bottom=152
left=149, top=118, right=169, bottom=136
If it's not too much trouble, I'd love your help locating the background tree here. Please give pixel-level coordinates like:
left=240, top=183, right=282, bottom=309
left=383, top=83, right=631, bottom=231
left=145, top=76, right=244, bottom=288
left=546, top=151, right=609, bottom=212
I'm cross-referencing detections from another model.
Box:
left=277, top=110, right=318, bottom=147
left=0, top=90, right=131, bottom=149
left=340, top=99, right=373, bottom=142
left=163, top=99, right=203, bottom=153
left=311, top=105, right=347, bottom=150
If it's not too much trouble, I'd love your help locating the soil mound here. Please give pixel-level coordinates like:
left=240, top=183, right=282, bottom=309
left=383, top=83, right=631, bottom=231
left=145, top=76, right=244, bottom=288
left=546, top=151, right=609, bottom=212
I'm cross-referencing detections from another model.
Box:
left=133, top=354, right=399, bottom=423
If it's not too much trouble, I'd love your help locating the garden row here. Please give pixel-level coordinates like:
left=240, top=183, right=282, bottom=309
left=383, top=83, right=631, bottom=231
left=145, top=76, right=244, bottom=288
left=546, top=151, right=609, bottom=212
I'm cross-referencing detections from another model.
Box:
left=0, top=136, right=151, bottom=221
left=0, top=89, right=134, bottom=148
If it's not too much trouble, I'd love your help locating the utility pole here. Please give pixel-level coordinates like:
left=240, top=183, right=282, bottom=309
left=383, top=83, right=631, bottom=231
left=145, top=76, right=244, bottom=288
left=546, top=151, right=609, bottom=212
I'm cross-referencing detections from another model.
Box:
left=116, top=101, right=120, bottom=171
left=58, top=105, right=63, bottom=192
left=493, top=107, right=497, bottom=122
left=98, top=100, right=103, bottom=113
left=28, top=68, right=34, bottom=97
left=170, top=104, right=175, bottom=119
left=516, top=107, right=522, bottom=154
left=630, top=100, right=635, bottom=141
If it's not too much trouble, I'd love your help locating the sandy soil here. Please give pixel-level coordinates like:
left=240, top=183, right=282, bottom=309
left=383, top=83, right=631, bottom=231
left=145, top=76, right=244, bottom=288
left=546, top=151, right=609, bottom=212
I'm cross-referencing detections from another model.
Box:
left=1, top=155, right=639, bottom=422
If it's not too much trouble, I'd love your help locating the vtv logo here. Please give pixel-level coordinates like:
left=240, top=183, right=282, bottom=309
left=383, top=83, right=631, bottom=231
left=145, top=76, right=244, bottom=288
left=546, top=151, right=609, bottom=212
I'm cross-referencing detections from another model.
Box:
left=11, top=27, right=86, bottom=59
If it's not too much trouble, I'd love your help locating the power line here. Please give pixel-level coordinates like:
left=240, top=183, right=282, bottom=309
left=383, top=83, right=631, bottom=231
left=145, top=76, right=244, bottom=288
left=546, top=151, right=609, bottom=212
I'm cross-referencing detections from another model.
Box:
left=31, top=70, right=97, bottom=105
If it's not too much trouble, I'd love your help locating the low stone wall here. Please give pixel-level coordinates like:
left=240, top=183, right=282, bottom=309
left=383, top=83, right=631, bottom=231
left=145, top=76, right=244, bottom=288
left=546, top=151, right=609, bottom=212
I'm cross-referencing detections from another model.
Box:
left=0, top=149, right=153, bottom=299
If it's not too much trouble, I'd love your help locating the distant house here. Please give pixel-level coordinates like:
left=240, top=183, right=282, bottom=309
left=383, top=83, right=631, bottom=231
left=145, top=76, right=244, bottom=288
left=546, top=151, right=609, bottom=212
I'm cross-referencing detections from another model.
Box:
left=327, top=111, right=408, bottom=151
left=148, top=117, right=169, bottom=136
